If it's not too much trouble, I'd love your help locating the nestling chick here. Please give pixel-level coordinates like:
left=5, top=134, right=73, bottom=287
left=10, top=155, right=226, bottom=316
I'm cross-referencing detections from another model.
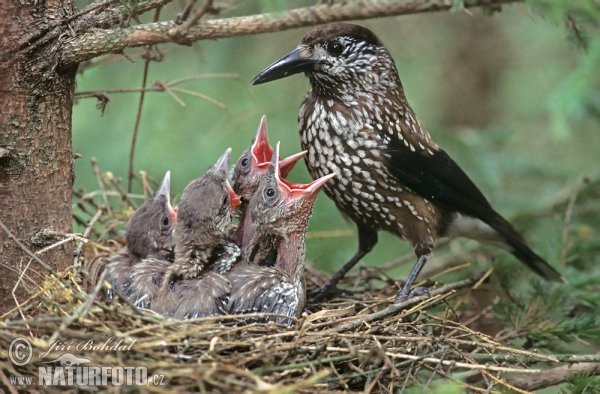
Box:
left=103, top=171, right=176, bottom=300
left=232, top=115, right=306, bottom=257
left=227, top=143, right=335, bottom=324
left=127, top=149, right=241, bottom=318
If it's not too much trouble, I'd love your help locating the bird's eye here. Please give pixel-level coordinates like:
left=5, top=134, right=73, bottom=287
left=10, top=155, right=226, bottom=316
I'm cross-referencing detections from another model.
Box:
left=327, top=41, right=344, bottom=57
left=161, top=216, right=170, bottom=228
left=222, top=196, right=229, bottom=208
left=265, top=188, right=276, bottom=198
left=241, top=158, right=249, bottom=167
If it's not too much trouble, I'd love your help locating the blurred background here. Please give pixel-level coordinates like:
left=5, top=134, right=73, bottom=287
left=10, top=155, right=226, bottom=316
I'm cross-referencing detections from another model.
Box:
left=72, top=1, right=599, bottom=283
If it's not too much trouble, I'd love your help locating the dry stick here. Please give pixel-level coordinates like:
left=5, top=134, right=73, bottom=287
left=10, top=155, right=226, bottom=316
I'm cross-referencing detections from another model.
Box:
left=36, top=233, right=88, bottom=256
left=509, top=361, right=600, bottom=392
left=459, top=354, right=600, bottom=364
left=128, top=6, right=163, bottom=192
left=365, top=370, right=385, bottom=394
left=0, top=221, right=56, bottom=275
left=48, top=270, right=109, bottom=344
left=74, top=73, right=252, bottom=103
left=170, top=0, right=214, bottom=38
left=427, top=368, right=487, bottom=394
left=478, top=367, right=530, bottom=394
left=301, top=331, right=552, bottom=362
left=175, top=0, right=197, bottom=24
left=170, top=73, right=258, bottom=105
left=300, top=345, right=541, bottom=375
left=91, top=158, right=112, bottom=216
left=155, top=80, right=186, bottom=106
left=12, top=260, right=34, bottom=334
left=0, top=368, right=19, bottom=394
left=0, top=270, right=70, bottom=320
left=169, top=87, right=226, bottom=108
left=140, top=171, right=151, bottom=199
left=109, top=176, right=139, bottom=210
left=0, top=262, right=37, bottom=288
left=128, top=51, right=151, bottom=193
left=331, top=273, right=484, bottom=333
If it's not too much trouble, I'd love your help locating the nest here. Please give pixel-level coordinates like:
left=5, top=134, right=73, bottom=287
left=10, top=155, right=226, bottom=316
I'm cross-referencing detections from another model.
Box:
left=0, top=164, right=580, bottom=393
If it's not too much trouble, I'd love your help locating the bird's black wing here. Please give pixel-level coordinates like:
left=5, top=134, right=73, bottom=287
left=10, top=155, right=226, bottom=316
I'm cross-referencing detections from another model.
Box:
left=383, top=142, right=494, bottom=218
left=380, top=126, right=563, bottom=282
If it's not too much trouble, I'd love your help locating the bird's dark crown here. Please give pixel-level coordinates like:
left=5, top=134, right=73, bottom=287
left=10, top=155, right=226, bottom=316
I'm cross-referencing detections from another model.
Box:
left=302, top=24, right=382, bottom=47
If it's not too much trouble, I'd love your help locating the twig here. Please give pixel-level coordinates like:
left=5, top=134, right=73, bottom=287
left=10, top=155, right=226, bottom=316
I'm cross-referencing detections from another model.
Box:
left=0, top=262, right=37, bottom=288
left=170, top=0, right=215, bottom=39
left=300, top=345, right=542, bottom=375
left=128, top=46, right=153, bottom=193
left=48, top=270, right=108, bottom=344
left=0, top=220, right=56, bottom=275
left=0, top=368, right=19, bottom=394
left=36, top=232, right=88, bottom=255
left=509, top=361, right=600, bottom=391
left=12, top=260, right=33, bottom=335
left=75, top=74, right=244, bottom=108
left=175, top=0, right=196, bottom=24
left=92, top=158, right=112, bottom=215
left=331, top=273, right=485, bottom=333
left=155, top=81, right=186, bottom=106
left=0, top=270, right=70, bottom=320
left=74, top=208, right=103, bottom=265
left=169, top=87, right=226, bottom=108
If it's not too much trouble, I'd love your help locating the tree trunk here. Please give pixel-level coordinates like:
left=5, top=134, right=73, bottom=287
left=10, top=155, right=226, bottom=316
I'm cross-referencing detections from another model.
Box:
left=0, top=0, right=77, bottom=313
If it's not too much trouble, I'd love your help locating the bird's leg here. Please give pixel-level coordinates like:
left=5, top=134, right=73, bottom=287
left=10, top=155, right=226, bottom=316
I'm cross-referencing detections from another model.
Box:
left=394, top=246, right=432, bottom=303
left=309, top=224, right=378, bottom=302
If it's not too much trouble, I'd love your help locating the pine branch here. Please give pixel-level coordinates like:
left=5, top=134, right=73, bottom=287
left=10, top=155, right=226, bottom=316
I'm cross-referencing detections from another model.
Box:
left=60, top=0, right=521, bottom=65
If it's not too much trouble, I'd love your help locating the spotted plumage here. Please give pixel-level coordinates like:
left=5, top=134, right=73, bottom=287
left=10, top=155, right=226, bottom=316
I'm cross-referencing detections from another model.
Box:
left=252, top=23, right=564, bottom=302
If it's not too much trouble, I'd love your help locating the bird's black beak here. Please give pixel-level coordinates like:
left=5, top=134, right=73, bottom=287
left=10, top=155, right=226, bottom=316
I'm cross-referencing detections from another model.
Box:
left=251, top=48, right=318, bottom=85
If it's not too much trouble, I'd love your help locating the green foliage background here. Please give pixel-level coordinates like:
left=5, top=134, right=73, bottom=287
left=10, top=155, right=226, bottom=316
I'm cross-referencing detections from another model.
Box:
left=71, top=0, right=599, bottom=390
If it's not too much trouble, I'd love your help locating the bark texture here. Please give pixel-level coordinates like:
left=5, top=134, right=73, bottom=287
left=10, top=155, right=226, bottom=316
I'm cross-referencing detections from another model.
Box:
left=0, top=0, right=77, bottom=313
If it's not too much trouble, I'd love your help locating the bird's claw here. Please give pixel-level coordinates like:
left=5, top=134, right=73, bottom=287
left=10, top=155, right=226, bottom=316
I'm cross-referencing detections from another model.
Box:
left=394, top=286, right=431, bottom=304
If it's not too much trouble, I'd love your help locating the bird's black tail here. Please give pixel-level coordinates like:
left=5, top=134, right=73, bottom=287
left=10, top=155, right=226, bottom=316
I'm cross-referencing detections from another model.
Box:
left=487, top=212, right=565, bottom=283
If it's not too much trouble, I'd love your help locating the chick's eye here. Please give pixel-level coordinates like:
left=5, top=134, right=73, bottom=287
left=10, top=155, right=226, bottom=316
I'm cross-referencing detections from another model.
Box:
left=241, top=158, right=249, bottom=167
left=161, top=216, right=170, bottom=227
left=222, top=196, right=229, bottom=207
left=327, top=41, right=344, bottom=57
left=265, top=188, right=275, bottom=198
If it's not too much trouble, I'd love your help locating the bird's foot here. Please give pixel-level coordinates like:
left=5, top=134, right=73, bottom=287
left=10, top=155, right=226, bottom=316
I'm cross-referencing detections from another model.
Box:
left=308, top=282, right=353, bottom=303
left=394, top=286, right=431, bottom=304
